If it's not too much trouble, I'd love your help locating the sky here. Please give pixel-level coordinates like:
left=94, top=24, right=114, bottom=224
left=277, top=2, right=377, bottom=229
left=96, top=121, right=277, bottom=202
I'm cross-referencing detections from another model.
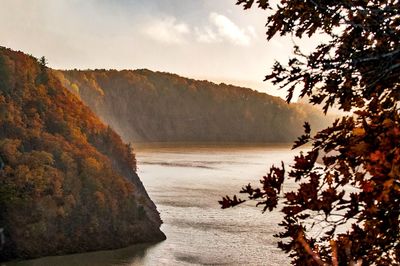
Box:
left=0, top=0, right=322, bottom=99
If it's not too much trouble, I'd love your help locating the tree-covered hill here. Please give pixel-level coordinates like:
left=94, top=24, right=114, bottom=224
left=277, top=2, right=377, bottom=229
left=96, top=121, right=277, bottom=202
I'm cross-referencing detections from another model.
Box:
left=57, top=69, right=331, bottom=143
left=0, top=47, right=165, bottom=261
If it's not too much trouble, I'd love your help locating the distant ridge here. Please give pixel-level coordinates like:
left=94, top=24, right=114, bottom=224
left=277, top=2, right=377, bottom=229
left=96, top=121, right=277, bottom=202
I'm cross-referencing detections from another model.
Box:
left=56, top=68, right=330, bottom=143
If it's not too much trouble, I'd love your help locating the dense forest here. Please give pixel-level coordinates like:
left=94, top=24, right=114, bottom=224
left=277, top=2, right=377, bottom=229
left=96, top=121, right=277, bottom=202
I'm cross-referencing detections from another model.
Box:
left=0, top=47, right=165, bottom=261
left=56, top=69, right=331, bottom=143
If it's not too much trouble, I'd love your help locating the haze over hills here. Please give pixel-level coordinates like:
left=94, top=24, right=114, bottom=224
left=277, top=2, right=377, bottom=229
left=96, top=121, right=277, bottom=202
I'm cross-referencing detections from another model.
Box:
left=56, top=69, right=331, bottom=144
left=0, top=47, right=164, bottom=261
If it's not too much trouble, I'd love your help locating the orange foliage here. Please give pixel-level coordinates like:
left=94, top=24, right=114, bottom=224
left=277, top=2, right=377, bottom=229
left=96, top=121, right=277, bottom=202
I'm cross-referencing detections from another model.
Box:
left=0, top=46, right=159, bottom=261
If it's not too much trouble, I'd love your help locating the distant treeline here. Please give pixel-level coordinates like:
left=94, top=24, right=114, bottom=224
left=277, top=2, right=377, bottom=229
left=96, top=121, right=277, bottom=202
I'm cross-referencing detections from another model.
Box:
left=57, top=69, right=332, bottom=143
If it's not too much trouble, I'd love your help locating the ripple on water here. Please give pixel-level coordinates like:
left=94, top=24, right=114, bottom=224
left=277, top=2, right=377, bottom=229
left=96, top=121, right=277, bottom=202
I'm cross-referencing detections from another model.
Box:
left=7, top=145, right=302, bottom=266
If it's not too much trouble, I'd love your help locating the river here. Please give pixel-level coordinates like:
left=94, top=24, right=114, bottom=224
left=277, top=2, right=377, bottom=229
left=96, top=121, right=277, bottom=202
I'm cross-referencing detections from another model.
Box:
left=6, top=143, right=305, bottom=266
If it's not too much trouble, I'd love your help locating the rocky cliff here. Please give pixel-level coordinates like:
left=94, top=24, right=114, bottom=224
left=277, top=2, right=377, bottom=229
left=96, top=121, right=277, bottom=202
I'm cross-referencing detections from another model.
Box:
left=0, top=47, right=165, bottom=261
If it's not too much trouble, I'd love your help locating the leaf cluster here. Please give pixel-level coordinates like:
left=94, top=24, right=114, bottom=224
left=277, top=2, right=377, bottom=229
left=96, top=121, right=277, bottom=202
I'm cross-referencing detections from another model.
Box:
left=221, top=1, right=400, bottom=265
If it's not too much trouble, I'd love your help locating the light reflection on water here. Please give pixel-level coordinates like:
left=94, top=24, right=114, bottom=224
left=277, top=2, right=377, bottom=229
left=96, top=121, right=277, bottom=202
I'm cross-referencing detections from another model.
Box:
left=6, top=144, right=305, bottom=266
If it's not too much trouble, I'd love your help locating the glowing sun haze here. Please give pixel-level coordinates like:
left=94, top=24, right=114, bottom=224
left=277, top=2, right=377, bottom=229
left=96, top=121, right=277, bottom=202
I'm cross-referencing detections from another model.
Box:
left=0, top=0, right=321, bottom=99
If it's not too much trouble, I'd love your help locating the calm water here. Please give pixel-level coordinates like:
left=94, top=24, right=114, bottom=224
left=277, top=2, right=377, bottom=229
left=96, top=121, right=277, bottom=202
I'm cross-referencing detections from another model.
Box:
left=6, top=144, right=305, bottom=266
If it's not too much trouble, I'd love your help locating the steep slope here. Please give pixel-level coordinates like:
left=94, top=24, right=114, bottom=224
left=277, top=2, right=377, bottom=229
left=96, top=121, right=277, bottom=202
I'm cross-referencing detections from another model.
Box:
left=0, top=47, right=165, bottom=261
left=57, top=69, right=330, bottom=143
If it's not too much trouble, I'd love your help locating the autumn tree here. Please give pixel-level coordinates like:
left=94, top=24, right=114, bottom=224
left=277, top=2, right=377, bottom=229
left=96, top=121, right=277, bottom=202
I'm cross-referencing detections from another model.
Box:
left=0, top=55, right=10, bottom=92
left=220, top=1, right=400, bottom=265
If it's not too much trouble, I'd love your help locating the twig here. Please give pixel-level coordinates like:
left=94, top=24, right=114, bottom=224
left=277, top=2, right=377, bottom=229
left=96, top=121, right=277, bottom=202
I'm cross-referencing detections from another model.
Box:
left=297, top=232, right=326, bottom=266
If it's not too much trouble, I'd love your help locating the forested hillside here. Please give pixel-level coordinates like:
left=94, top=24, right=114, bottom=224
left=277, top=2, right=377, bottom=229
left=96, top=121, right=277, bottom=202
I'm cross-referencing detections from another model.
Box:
left=0, top=47, right=164, bottom=261
left=57, top=69, right=330, bottom=143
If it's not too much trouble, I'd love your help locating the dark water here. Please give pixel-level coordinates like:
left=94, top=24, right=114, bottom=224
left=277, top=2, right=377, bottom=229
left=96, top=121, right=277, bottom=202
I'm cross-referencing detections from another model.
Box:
left=6, top=144, right=304, bottom=266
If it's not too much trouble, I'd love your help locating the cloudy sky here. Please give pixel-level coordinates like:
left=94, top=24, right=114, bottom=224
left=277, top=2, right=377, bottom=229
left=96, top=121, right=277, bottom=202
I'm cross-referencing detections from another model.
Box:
left=0, top=0, right=320, bottom=99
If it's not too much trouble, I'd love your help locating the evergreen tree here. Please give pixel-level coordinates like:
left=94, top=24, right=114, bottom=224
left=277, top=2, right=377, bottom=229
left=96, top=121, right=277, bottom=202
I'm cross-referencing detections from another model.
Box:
left=37, top=56, right=48, bottom=84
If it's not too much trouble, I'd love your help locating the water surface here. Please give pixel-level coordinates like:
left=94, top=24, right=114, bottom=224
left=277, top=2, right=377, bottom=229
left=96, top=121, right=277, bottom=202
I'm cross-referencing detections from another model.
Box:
left=7, top=144, right=304, bottom=266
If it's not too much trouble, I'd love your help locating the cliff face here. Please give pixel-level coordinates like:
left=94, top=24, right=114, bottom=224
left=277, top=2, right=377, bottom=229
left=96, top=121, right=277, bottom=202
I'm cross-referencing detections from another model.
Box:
left=57, top=69, right=330, bottom=143
left=0, top=47, right=165, bottom=261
